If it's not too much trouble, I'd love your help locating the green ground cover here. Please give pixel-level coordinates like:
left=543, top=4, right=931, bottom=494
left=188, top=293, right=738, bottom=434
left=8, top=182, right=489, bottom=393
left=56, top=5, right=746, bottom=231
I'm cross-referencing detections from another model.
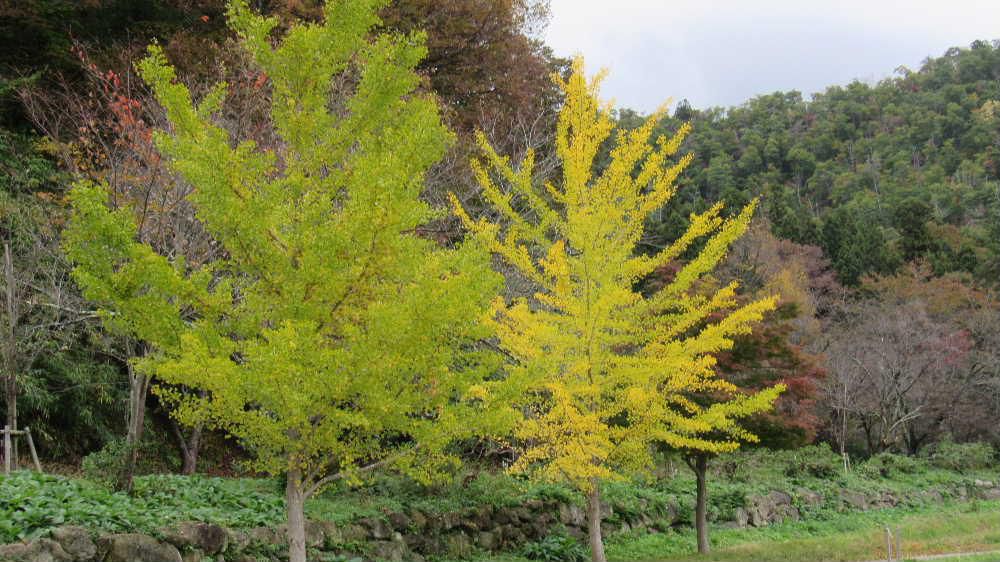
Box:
left=2, top=444, right=998, bottom=560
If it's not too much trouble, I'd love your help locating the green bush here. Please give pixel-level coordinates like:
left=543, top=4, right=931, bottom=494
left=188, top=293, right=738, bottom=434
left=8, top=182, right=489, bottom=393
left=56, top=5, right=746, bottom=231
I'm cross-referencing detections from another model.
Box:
left=929, top=441, right=996, bottom=472
left=521, top=533, right=588, bottom=562
left=526, top=482, right=579, bottom=505
left=0, top=130, right=64, bottom=194
left=80, top=439, right=132, bottom=487
left=709, top=487, right=747, bottom=521
left=854, top=461, right=881, bottom=480
left=860, top=453, right=928, bottom=478
left=718, top=455, right=751, bottom=482
left=462, top=472, right=529, bottom=508
left=673, top=497, right=694, bottom=525
left=601, top=480, right=675, bottom=522
left=781, top=446, right=841, bottom=480
left=81, top=435, right=184, bottom=488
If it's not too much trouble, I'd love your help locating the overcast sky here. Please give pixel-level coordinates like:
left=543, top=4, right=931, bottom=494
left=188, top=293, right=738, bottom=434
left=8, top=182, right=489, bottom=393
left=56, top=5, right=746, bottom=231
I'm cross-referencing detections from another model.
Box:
left=543, top=1, right=1000, bottom=113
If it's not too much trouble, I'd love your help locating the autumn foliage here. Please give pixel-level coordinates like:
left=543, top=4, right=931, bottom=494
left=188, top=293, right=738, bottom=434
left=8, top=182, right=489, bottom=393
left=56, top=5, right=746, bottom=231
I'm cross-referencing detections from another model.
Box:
left=452, top=58, right=783, bottom=561
left=62, top=2, right=509, bottom=560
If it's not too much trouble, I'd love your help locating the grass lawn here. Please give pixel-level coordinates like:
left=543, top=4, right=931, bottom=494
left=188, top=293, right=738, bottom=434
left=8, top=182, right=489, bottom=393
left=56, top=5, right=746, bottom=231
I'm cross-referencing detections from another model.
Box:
left=906, top=553, right=1000, bottom=562
left=604, top=501, right=1000, bottom=562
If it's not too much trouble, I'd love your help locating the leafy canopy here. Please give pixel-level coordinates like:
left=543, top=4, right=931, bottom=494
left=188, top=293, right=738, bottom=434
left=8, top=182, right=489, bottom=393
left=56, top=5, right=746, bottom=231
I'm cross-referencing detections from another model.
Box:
left=63, top=0, right=505, bottom=487
left=452, top=58, right=782, bottom=490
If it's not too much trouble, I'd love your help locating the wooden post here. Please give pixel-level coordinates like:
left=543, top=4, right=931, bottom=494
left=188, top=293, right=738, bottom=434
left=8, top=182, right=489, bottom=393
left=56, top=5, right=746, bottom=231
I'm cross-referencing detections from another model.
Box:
left=3, top=425, right=10, bottom=475
left=885, top=526, right=893, bottom=561
left=24, top=426, right=40, bottom=472
left=895, top=526, right=901, bottom=561
left=3, top=244, right=17, bottom=470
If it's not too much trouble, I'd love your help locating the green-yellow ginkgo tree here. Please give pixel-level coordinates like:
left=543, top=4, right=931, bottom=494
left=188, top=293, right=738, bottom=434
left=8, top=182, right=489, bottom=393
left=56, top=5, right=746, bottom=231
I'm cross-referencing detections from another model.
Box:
left=670, top=383, right=784, bottom=554
left=63, top=2, right=507, bottom=561
left=451, top=58, right=783, bottom=562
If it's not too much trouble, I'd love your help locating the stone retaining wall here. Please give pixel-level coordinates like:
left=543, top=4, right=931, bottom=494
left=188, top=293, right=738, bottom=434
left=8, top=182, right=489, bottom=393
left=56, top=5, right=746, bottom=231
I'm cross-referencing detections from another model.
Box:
left=3, top=480, right=999, bottom=562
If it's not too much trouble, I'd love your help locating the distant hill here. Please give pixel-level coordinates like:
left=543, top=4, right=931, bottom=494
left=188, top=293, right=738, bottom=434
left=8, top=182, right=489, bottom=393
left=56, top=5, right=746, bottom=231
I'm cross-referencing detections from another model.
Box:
left=617, top=40, right=1000, bottom=285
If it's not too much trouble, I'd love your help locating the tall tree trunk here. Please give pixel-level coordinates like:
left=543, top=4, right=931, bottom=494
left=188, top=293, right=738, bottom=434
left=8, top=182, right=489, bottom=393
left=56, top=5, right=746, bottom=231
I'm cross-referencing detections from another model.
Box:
left=3, top=243, right=17, bottom=468
left=173, top=419, right=203, bottom=475
left=862, top=418, right=876, bottom=457
left=840, top=383, right=849, bottom=466
left=694, top=454, right=710, bottom=554
left=181, top=424, right=201, bottom=475
left=120, top=357, right=149, bottom=493
left=586, top=478, right=607, bottom=562
left=286, top=468, right=307, bottom=562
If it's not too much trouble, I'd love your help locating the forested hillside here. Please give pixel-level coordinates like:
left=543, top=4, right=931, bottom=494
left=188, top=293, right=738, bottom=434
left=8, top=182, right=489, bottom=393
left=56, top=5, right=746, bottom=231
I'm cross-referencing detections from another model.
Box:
left=626, top=42, right=1000, bottom=286
left=0, top=0, right=1000, bottom=532
left=637, top=42, right=1000, bottom=460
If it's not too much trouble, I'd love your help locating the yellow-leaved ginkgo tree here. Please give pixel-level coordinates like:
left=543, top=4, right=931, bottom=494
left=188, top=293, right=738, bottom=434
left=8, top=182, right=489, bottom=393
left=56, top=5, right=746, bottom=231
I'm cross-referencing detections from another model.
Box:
left=451, top=58, right=782, bottom=562
left=62, top=2, right=508, bottom=561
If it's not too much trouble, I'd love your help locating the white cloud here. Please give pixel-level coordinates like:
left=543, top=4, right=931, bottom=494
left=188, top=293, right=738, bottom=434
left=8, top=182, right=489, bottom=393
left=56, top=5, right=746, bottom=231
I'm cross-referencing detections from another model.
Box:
left=544, top=0, right=1000, bottom=111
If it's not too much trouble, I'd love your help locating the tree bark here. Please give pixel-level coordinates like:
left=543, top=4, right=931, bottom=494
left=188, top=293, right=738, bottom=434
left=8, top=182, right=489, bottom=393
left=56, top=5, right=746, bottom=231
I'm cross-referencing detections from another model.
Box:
left=181, top=424, right=202, bottom=475
left=3, top=243, right=17, bottom=468
left=286, top=468, right=308, bottom=562
left=840, top=382, right=849, bottom=467
left=694, top=453, right=710, bottom=554
left=586, top=478, right=607, bottom=562
left=119, top=357, right=149, bottom=493
left=173, top=420, right=203, bottom=475
left=862, top=418, right=876, bottom=457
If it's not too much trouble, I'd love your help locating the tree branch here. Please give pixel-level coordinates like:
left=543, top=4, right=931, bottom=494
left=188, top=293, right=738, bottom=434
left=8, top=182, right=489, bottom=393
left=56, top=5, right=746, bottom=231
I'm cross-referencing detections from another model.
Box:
left=304, top=445, right=420, bottom=499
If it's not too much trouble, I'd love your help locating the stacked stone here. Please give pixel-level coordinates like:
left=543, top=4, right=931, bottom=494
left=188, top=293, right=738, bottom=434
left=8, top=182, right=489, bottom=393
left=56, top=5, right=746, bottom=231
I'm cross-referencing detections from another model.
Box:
left=3, top=480, right=998, bottom=561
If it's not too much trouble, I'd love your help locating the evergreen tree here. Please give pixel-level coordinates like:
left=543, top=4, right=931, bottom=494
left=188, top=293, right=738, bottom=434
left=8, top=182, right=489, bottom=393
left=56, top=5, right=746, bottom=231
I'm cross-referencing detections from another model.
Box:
left=893, top=197, right=935, bottom=262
